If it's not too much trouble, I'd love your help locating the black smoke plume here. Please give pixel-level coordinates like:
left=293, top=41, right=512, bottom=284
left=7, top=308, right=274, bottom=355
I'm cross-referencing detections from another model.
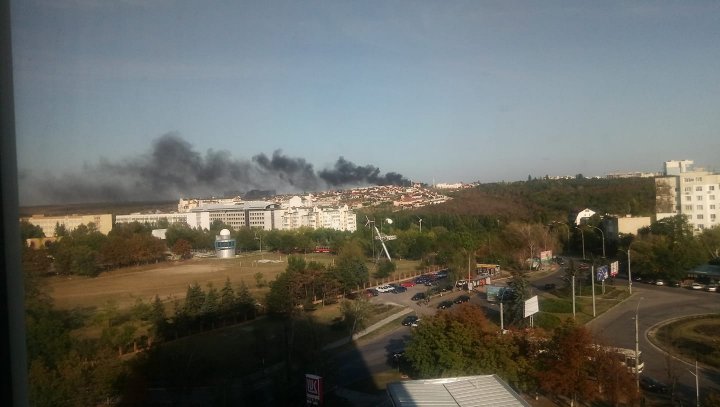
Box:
left=19, top=133, right=410, bottom=205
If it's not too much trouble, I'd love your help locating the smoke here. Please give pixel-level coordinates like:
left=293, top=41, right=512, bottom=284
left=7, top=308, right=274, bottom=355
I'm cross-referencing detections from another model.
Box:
left=18, top=133, right=410, bottom=205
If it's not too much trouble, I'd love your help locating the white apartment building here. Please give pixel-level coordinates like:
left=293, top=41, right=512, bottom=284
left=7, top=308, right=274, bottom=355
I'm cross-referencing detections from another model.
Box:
left=116, top=196, right=357, bottom=232
left=656, top=160, right=720, bottom=232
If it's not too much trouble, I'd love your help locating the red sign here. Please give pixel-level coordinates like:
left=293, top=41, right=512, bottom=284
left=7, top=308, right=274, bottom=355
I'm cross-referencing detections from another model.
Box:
left=305, top=374, right=323, bottom=406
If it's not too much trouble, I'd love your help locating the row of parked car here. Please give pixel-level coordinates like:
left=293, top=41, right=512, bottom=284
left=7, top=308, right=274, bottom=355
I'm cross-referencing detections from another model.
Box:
left=635, top=277, right=719, bottom=291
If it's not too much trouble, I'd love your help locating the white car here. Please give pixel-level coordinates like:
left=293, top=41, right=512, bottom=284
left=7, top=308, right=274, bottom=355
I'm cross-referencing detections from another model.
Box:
left=691, top=283, right=704, bottom=290
left=376, top=285, right=395, bottom=293
left=655, top=280, right=665, bottom=286
left=706, top=284, right=718, bottom=292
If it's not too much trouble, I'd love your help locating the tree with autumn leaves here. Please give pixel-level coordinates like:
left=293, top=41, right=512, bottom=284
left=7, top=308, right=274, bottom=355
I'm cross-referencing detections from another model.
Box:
left=405, top=307, right=639, bottom=406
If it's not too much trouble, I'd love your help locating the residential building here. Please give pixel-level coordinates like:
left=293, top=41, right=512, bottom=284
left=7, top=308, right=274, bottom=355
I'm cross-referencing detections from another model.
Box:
left=22, top=213, right=113, bottom=236
left=117, top=197, right=357, bottom=232
left=603, top=215, right=652, bottom=241
left=656, top=160, right=720, bottom=232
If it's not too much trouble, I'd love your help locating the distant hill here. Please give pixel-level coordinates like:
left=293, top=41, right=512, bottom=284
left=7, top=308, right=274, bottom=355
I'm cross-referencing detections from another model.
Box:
left=421, top=177, right=656, bottom=222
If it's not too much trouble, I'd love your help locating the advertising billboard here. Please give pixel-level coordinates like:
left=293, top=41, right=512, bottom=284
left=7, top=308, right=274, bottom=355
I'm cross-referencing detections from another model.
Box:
left=610, top=261, right=619, bottom=277
left=596, top=265, right=609, bottom=282
left=524, top=295, right=539, bottom=318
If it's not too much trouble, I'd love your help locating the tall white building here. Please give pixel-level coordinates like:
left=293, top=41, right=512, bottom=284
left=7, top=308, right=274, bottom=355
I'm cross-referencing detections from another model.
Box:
left=656, top=160, right=720, bottom=232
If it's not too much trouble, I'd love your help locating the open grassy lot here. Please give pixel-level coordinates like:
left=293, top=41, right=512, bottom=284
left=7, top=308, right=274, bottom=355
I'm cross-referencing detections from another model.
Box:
left=44, top=252, right=423, bottom=311
left=654, top=314, right=720, bottom=368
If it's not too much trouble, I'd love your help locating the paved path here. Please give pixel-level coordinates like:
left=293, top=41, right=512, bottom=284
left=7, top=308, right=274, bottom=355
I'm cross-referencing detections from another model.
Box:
left=323, top=306, right=413, bottom=350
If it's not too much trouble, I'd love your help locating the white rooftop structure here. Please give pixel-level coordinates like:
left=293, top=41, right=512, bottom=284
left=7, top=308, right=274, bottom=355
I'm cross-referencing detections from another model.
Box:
left=386, top=375, right=529, bottom=407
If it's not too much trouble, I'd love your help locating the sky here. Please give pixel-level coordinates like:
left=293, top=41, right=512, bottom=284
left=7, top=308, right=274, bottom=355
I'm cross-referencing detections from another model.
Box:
left=10, top=0, right=720, bottom=205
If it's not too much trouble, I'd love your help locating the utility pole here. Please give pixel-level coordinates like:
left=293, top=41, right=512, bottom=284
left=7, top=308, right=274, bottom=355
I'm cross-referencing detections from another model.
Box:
left=590, top=265, right=596, bottom=317
left=635, top=298, right=643, bottom=392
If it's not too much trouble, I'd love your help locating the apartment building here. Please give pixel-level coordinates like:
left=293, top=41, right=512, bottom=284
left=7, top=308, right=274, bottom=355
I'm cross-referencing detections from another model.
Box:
left=656, top=160, right=720, bottom=232
left=23, top=213, right=114, bottom=236
left=116, top=197, right=357, bottom=232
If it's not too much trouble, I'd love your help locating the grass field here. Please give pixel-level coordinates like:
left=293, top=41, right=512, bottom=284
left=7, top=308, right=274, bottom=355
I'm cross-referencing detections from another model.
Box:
left=654, top=314, right=720, bottom=368
left=45, top=252, right=425, bottom=311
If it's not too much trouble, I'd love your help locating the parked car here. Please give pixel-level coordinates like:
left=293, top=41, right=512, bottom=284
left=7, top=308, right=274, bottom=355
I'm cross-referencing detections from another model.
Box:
left=544, top=283, right=556, bottom=290
left=411, top=292, right=426, bottom=301
left=365, top=288, right=379, bottom=297
left=454, top=295, right=470, bottom=304
left=376, top=285, right=394, bottom=293
left=655, top=280, right=665, bottom=286
left=400, top=281, right=416, bottom=288
left=401, top=315, right=420, bottom=326
left=437, top=300, right=453, bottom=309
left=691, top=282, right=704, bottom=290
left=706, top=284, right=718, bottom=292
left=392, top=286, right=408, bottom=294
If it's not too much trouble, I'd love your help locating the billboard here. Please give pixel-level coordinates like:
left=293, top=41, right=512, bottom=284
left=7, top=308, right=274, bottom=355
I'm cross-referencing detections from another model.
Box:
left=306, top=374, right=323, bottom=406
left=610, top=261, right=619, bottom=277
left=596, top=265, right=609, bottom=282
left=524, top=295, right=539, bottom=318
left=540, top=250, right=553, bottom=262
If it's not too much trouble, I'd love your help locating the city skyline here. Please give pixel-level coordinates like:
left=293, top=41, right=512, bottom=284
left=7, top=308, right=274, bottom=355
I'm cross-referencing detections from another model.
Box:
left=11, top=1, right=720, bottom=205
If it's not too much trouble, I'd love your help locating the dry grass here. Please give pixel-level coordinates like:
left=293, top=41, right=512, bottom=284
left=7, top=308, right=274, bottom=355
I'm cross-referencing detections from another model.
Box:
left=45, top=252, right=423, bottom=311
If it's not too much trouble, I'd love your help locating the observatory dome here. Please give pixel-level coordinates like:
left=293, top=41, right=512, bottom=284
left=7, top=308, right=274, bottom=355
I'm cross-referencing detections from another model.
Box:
left=220, top=229, right=231, bottom=237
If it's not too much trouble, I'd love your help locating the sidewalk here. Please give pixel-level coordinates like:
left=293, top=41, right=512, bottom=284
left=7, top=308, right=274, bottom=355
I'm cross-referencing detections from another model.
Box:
left=323, top=307, right=413, bottom=350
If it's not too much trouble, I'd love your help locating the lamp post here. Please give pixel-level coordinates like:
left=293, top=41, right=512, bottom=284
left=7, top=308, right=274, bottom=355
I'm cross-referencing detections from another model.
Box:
left=590, top=225, right=606, bottom=258
left=689, top=360, right=699, bottom=407
left=577, top=227, right=586, bottom=260
left=618, top=244, right=634, bottom=295
left=634, top=298, right=643, bottom=391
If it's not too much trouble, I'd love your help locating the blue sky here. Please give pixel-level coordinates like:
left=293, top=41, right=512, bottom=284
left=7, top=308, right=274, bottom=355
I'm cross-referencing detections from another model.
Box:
left=11, top=1, right=720, bottom=204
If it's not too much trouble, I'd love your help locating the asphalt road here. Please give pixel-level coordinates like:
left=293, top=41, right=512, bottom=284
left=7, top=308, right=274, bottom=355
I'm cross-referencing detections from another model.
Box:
left=337, top=268, right=720, bottom=405
left=588, top=281, right=720, bottom=402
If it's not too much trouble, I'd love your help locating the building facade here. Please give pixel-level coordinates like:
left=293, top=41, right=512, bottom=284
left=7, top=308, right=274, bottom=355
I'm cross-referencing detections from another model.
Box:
left=656, top=160, right=720, bottom=232
left=116, top=196, right=357, bottom=232
left=23, top=213, right=114, bottom=236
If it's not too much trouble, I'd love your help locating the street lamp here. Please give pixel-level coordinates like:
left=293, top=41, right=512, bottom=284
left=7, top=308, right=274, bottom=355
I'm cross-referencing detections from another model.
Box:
left=618, top=243, right=634, bottom=295
left=634, top=298, right=643, bottom=391
left=589, top=225, right=606, bottom=258
left=576, top=227, right=586, bottom=260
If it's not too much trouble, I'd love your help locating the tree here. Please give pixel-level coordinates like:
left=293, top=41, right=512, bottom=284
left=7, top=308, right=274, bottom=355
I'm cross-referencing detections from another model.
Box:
left=340, top=298, right=372, bottom=339
left=20, top=219, right=45, bottom=240
left=538, top=319, right=599, bottom=407
left=372, top=259, right=396, bottom=279
left=183, top=282, right=205, bottom=319
left=172, top=238, right=193, bottom=259
left=405, top=304, right=519, bottom=381
left=332, top=240, right=369, bottom=292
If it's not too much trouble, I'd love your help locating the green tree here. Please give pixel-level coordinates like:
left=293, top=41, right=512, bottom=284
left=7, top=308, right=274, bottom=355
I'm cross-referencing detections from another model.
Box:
left=183, top=282, right=205, bottom=319
left=20, top=219, right=45, bottom=240
left=332, top=240, right=369, bottom=292
left=340, top=298, right=372, bottom=339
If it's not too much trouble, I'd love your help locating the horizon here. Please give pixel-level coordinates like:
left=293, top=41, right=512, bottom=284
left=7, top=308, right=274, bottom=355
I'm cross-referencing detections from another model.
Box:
left=11, top=1, right=720, bottom=205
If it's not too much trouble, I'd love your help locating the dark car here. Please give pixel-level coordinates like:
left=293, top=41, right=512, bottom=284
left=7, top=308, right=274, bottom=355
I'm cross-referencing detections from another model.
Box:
left=544, top=283, right=556, bottom=290
left=411, top=292, right=426, bottom=301
left=453, top=295, right=470, bottom=304
left=437, top=300, right=453, bottom=309
left=640, top=376, right=669, bottom=394
left=392, top=286, right=407, bottom=294
left=365, top=288, right=379, bottom=297
left=401, top=315, right=420, bottom=326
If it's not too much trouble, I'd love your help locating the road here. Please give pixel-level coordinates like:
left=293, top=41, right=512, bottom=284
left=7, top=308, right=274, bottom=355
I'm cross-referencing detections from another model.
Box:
left=335, top=268, right=720, bottom=405
left=588, top=281, right=720, bottom=401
